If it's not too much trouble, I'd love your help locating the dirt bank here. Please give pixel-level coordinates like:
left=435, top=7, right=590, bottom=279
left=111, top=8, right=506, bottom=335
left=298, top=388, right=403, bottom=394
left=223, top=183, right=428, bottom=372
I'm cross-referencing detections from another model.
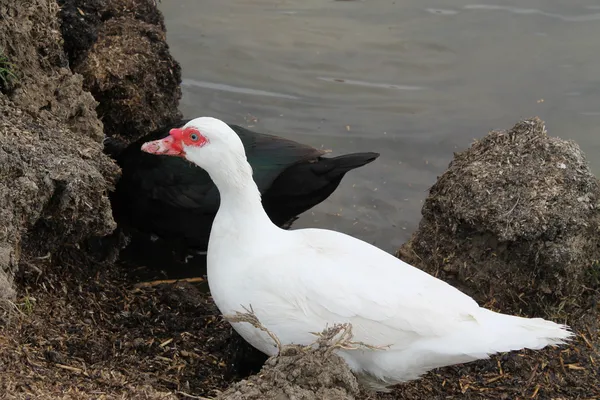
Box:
left=0, top=0, right=119, bottom=305
left=1, top=252, right=598, bottom=400
left=0, top=259, right=267, bottom=399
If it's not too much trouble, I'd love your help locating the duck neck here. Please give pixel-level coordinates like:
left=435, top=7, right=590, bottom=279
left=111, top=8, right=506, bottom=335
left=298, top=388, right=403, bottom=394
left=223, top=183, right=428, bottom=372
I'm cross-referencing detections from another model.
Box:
left=205, top=152, right=273, bottom=228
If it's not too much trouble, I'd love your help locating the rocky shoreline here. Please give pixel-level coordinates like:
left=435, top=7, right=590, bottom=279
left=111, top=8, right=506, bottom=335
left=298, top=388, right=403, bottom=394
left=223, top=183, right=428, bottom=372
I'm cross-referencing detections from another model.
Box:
left=0, top=1, right=598, bottom=399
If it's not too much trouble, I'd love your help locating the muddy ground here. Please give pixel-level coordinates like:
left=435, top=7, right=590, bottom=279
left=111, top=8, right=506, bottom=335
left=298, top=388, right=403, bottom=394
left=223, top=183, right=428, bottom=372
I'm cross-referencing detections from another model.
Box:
left=0, top=244, right=598, bottom=400
left=1, top=0, right=599, bottom=399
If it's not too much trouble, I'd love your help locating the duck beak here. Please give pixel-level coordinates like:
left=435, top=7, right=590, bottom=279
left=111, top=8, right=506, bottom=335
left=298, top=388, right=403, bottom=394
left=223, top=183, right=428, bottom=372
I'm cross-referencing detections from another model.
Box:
left=141, top=135, right=184, bottom=157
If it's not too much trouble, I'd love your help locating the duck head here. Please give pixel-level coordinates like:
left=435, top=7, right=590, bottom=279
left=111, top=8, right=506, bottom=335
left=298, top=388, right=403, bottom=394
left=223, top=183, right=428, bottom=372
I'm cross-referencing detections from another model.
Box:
left=141, top=117, right=247, bottom=170
left=141, top=117, right=256, bottom=195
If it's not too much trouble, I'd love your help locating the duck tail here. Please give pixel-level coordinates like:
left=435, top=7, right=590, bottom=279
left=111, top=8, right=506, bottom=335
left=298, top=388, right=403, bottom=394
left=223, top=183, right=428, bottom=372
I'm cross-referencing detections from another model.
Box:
left=476, top=309, right=573, bottom=353
left=316, top=152, right=380, bottom=178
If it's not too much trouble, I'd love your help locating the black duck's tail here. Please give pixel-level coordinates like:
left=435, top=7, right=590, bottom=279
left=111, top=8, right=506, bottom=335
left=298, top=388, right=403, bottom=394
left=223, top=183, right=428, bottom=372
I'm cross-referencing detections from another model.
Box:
left=263, top=151, right=380, bottom=227
left=316, top=152, right=380, bottom=178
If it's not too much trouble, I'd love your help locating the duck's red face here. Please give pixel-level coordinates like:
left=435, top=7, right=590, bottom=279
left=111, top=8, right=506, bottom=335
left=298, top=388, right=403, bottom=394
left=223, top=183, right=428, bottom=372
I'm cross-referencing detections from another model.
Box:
left=141, top=127, right=209, bottom=157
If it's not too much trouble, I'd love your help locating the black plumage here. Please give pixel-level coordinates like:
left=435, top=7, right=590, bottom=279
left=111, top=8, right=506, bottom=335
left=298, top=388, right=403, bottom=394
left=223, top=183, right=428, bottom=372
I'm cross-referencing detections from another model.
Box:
left=106, top=119, right=379, bottom=253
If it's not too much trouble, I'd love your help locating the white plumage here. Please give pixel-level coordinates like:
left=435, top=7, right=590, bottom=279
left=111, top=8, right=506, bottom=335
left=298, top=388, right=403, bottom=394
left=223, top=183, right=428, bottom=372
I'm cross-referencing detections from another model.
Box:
left=141, top=117, right=573, bottom=392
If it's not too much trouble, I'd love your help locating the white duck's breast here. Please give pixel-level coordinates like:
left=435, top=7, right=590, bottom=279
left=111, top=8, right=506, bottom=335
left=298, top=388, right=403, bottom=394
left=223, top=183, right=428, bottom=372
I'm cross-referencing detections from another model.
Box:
left=206, top=213, right=313, bottom=355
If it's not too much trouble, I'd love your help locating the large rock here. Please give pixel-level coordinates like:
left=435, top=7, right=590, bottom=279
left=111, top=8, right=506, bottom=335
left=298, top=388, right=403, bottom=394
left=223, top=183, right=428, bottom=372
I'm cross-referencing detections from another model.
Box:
left=67, top=0, right=182, bottom=142
left=58, top=0, right=167, bottom=66
left=0, top=0, right=119, bottom=303
left=1, top=0, right=104, bottom=142
left=397, top=118, right=600, bottom=320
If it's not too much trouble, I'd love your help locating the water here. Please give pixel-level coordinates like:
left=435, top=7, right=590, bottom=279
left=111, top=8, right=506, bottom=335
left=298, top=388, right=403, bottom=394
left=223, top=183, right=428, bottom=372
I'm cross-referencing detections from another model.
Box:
left=159, top=0, right=600, bottom=253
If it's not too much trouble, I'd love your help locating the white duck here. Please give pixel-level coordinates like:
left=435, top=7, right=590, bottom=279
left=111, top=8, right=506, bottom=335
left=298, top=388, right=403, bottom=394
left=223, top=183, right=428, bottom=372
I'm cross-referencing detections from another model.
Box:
left=141, top=117, right=572, bottom=392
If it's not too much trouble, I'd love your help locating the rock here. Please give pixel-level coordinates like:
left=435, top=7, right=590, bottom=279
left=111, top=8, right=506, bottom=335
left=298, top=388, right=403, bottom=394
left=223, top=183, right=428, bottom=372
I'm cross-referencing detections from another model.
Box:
left=216, top=322, right=360, bottom=400
left=56, top=0, right=183, bottom=262
left=0, top=95, right=118, bottom=294
left=1, top=0, right=104, bottom=142
left=102, top=0, right=166, bottom=28
left=58, top=0, right=167, bottom=68
left=11, top=72, right=105, bottom=142
left=72, top=10, right=182, bottom=142
left=0, top=259, right=16, bottom=301
left=58, top=0, right=106, bottom=66
left=396, top=117, right=600, bottom=320
left=0, top=0, right=119, bottom=301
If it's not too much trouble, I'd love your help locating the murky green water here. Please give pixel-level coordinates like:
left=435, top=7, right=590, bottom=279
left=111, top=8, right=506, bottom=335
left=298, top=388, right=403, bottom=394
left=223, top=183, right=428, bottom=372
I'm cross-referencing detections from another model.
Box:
left=159, top=0, right=600, bottom=252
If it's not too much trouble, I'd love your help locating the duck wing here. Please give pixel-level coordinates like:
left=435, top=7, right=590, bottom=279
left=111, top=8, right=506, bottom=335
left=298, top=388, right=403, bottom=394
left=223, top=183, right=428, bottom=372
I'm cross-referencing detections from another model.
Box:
left=244, top=227, right=570, bottom=387
left=232, top=124, right=327, bottom=192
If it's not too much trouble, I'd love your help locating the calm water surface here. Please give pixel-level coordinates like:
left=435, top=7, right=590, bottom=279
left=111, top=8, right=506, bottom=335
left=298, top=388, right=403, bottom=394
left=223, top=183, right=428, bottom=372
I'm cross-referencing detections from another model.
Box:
left=159, top=0, right=600, bottom=253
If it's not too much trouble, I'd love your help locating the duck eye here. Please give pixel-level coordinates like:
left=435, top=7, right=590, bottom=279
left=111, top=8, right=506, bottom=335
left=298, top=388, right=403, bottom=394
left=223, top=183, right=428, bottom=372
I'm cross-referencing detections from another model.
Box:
left=190, top=133, right=198, bottom=141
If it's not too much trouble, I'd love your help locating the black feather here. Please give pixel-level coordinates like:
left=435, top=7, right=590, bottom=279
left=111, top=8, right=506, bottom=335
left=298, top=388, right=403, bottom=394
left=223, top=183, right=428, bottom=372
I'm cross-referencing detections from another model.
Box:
left=107, top=120, right=379, bottom=252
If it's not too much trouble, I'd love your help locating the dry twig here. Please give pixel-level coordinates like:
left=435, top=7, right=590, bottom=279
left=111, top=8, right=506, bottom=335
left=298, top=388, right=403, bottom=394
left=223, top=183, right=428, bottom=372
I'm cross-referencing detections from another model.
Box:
left=223, top=307, right=390, bottom=356
left=310, top=323, right=391, bottom=353
left=133, top=277, right=205, bottom=288
left=223, top=305, right=282, bottom=352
